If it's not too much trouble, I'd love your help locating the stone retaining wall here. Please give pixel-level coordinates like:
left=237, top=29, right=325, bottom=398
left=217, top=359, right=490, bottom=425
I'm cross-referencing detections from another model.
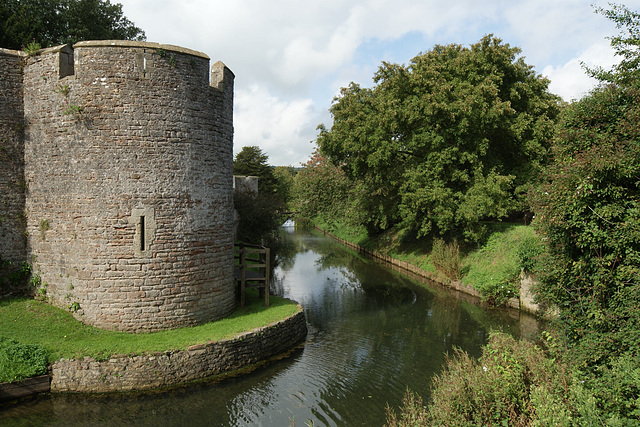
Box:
left=50, top=307, right=307, bottom=393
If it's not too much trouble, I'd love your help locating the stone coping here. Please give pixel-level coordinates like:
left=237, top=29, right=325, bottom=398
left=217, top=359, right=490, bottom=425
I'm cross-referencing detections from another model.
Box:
left=0, top=40, right=210, bottom=60
left=73, top=40, right=210, bottom=59
left=0, top=47, right=24, bottom=57
left=50, top=306, right=307, bottom=393
left=1, top=305, right=307, bottom=398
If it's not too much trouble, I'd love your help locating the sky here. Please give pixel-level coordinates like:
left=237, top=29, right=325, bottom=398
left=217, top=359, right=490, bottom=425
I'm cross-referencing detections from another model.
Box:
left=116, top=0, right=640, bottom=166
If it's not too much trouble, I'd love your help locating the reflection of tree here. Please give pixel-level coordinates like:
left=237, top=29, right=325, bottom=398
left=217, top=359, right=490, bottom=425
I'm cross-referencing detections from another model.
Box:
left=272, top=229, right=297, bottom=272
left=6, top=227, right=544, bottom=426
left=428, top=292, right=462, bottom=339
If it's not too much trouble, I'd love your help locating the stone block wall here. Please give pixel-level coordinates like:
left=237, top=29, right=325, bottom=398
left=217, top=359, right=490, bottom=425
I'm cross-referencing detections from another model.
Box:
left=0, top=40, right=237, bottom=331
left=233, top=175, right=259, bottom=193
left=0, top=48, right=27, bottom=296
left=50, top=307, right=308, bottom=392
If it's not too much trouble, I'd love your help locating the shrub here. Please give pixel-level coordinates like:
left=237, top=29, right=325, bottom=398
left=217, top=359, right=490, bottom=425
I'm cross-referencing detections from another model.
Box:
left=385, top=389, right=429, bottom=427
left=425, top=333, right=557, bottom=425
left=516, top=235, right=544, bottom=273
left=430, top=238, right=461, bottom=280
left=386, top=331, right=632, bottom=426
left=0, top=336, right=49, bottom=383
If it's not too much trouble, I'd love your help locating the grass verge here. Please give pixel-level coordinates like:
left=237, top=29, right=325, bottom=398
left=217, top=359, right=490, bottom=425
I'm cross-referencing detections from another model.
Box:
left=461, top=224, right=537, bottom=304
left=309, top=216, right=542, bottom=304
left=0, top=290, right=301, bottom=371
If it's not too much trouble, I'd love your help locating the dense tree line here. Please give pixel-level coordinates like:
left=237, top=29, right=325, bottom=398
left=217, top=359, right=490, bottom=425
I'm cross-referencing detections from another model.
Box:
left=297, top=3, right=640, bottom=423
left=311, top=35, right=560, bottom=243
left=232, top=146, right=295, bottom=245
left=0, top=0, right=145, bottom=50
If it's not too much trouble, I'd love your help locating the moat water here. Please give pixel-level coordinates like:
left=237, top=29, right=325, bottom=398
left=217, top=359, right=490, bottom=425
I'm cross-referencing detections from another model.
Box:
left=1, top=227, right=540, bottom=426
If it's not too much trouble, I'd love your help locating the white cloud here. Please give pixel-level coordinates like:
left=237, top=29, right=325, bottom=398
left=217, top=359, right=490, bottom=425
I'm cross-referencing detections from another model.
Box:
left=234, top=85, right=323, bottom=166
left=116, top=0, right=640, bottom=165
left=543, top=41, right=618, bottom=101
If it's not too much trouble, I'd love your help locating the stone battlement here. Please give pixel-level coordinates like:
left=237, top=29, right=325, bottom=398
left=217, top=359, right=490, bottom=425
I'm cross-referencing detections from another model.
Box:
left=0, top=41, right=237, bottom=332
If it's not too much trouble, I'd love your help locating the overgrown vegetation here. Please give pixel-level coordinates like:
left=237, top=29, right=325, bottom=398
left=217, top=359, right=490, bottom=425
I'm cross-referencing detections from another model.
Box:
left=385, top=332, right=614, bottom=426
left=295, top=3, right=640, bottom=424
left=0, top=337, right=49, bottom=383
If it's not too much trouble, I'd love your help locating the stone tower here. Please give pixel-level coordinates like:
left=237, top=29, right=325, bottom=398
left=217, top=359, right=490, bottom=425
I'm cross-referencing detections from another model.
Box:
left=0, top=41, right=236, bottom=332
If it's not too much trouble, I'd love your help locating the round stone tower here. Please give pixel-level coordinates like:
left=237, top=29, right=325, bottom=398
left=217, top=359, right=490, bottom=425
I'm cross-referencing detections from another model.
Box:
left=20, top=41, right=236, bottom=332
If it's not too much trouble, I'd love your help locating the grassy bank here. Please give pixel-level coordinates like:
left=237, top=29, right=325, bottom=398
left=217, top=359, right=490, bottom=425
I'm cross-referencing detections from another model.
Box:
left=311, top=216, right=541, bottom=304
left=0, top=292, right=300, bottom=382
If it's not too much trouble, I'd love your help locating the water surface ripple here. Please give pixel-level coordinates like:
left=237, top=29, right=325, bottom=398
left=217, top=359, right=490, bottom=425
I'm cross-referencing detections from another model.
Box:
left=1, top=228, right=539, bottom=426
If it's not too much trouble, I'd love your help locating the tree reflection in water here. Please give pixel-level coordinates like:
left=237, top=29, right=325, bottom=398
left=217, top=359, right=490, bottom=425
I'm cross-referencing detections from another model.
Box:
left=1, top=227, right=540, bottom=427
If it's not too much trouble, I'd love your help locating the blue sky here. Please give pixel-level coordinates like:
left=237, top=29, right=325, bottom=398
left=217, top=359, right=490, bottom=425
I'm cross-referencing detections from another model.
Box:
left=117, top=0, right=640, bottom=166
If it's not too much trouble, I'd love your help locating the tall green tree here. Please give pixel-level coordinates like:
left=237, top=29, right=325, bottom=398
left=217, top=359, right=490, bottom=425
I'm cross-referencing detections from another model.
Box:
left=233, top=146, right=283, bottom=245
left=292, top=147, right=358, bottom=227
left=0, top=0, right=145, bottom=50
left=233, top=145, right=277, bottom=195
left=531, top=4, right=640, bottom=421
left=272, top=166, right=297, bottom=206
left=318, top=35, right=560, bottom=242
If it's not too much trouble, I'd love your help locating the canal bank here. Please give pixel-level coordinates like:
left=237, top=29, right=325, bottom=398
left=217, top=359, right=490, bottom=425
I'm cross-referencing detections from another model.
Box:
left=315, top=226, right=542, bottom=316
left=2, top=228, right=542, bottom=425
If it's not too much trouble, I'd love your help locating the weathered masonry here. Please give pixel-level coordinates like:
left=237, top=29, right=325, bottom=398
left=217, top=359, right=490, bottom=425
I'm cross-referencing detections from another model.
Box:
left=0, top=41, right=236, bottom=332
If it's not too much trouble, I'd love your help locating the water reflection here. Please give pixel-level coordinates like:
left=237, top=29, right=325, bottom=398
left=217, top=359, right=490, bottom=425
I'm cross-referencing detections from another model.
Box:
left=1, top=227, right=540, bottom=426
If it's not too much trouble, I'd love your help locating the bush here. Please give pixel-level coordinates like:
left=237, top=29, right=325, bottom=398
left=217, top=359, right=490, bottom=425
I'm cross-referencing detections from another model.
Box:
left=531, top=83, right=640, bottom=422
left=0, top=336, right=49, bottom=383
left=430, top=239, right=461, bottom=280
left=516, top=235, right=544, bottom=273
left=425, top=333, right=562, bottom=425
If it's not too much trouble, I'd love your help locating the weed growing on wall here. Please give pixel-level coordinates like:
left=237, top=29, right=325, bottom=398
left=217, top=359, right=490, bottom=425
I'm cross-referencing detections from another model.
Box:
left=21, top=40, right=41, bottom=56
left=54, top=83, right=83, bottom=117
left=156, top=48, right=176, bottom=67
left=38, top=219, right=50, bottom=240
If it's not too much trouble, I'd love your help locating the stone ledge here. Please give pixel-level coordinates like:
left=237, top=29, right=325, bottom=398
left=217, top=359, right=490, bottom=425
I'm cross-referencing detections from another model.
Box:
left=41, top=306, right=308, bottom=393
left=0, top=375, right=50, bottom=403
left=0, top=47, right=24, bottom=57
left=73, top=40, right=210, bottom=59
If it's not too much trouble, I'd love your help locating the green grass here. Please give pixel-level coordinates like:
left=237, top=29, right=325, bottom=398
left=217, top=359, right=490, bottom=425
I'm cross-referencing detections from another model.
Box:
left=311, top=217, right=541, bottom=303
left=0, top=291, right=301, bottom=364
left=312, top=215, right=370, bottom=246
left=461, top=224, right=536, bottom=303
